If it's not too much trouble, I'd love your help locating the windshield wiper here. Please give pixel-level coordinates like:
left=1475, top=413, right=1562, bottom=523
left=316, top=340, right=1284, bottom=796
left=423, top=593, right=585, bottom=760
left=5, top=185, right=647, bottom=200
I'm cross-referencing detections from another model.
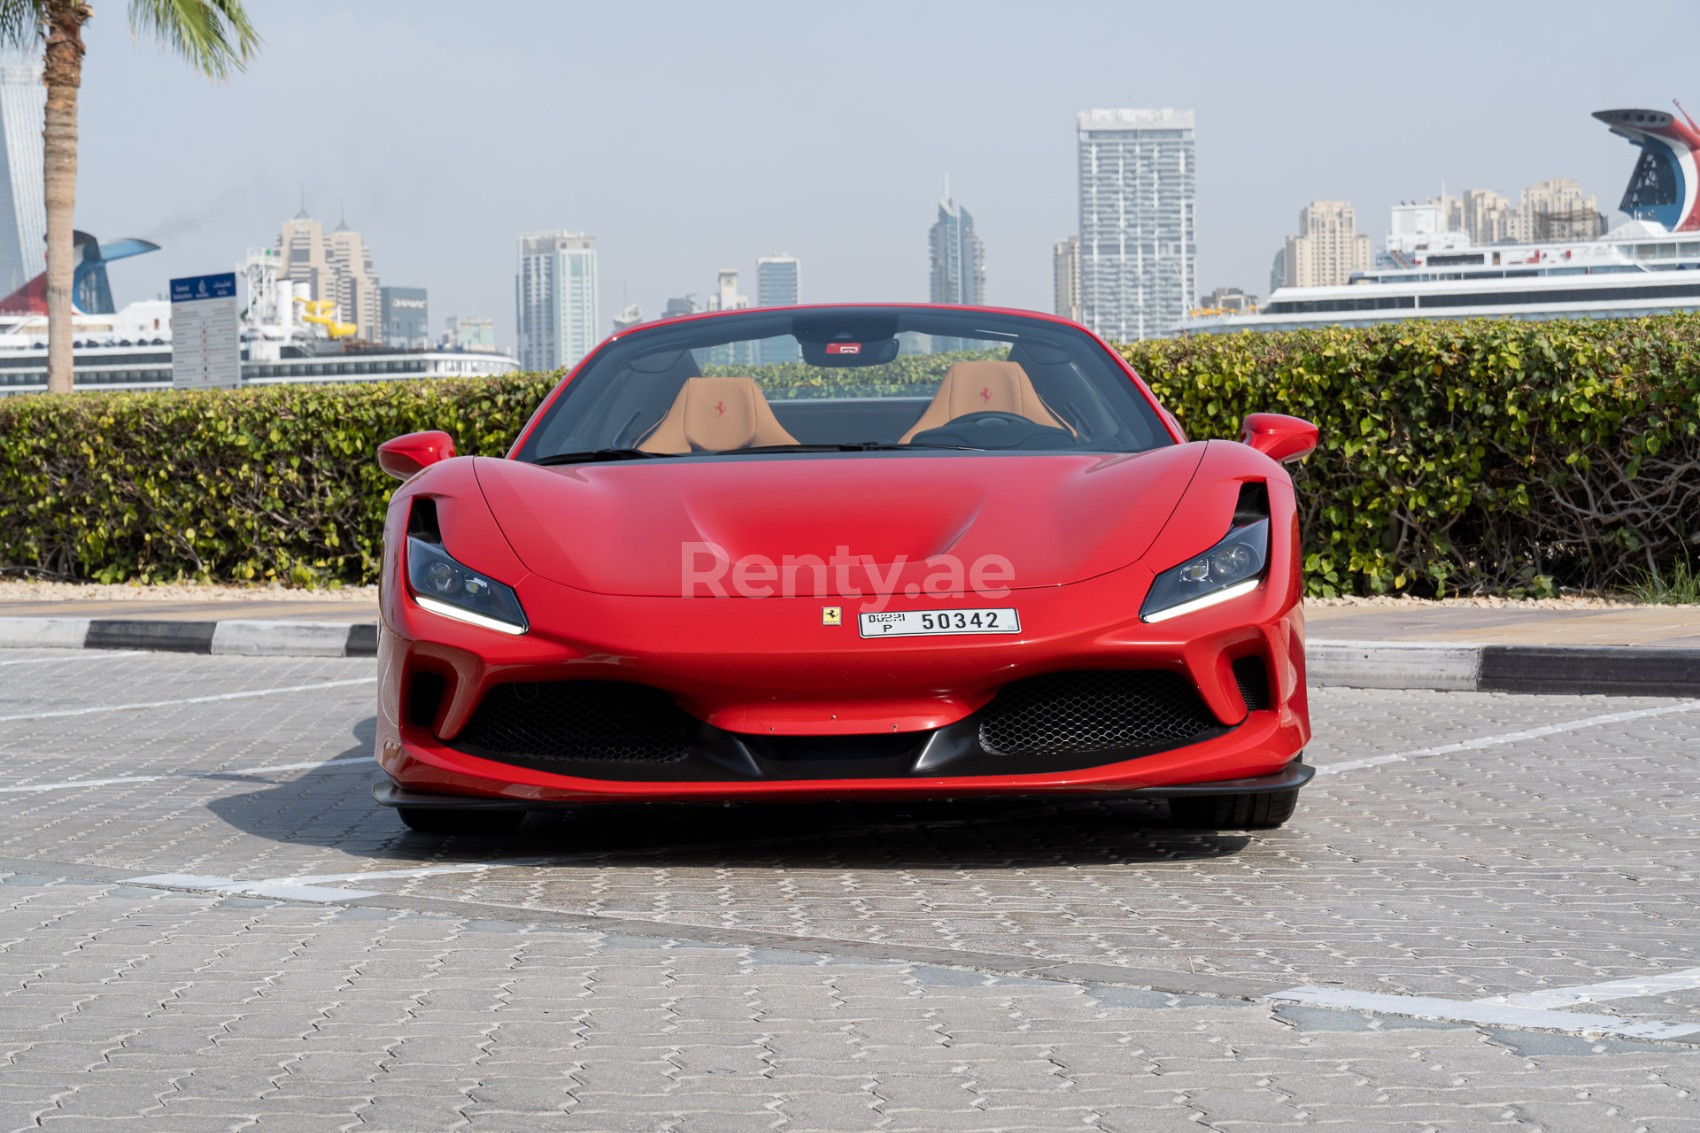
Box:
left=530, top=448, right=676, bottom=466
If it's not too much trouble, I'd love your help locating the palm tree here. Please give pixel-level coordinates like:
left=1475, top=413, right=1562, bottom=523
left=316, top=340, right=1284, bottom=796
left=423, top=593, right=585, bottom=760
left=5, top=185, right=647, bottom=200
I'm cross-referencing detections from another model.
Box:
left=0, top=0, right=258, bottom=394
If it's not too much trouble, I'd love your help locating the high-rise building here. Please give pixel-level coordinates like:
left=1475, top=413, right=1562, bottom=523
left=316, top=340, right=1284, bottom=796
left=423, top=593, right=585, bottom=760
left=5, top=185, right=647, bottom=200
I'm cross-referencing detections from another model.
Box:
left=327, top=219, right=382, bottom=341
left=278, top=210, right=332, bottom=314
left=380, top=286, right=428, bottom=349
left=706, top=269, right=754, bottom=366
left=1052, top=236, right=1081, bottom=322
left=1516, top=177, right=1603, bottom=242
left=663, top=295, right=698, bottom=319
left=443, top=315, right=496, bottom=352
left=756, top=254, right=801, bottom=364
left=1278, top=201, right=1372, bottom=288
left=756, top=254, right=800, bottom=308
left=929, top=193, right=984, bottom=351
left=1460, top=189, right=1516, bottom=245
left=1077, top=108, right=1196, bottom=341
left=928, top=194, right=985, bottom=306
left=0, top=60, right=44, bottom=295
left=276, top=205, right=382, bottom=340
left=515, top=230, right=599, bottom=372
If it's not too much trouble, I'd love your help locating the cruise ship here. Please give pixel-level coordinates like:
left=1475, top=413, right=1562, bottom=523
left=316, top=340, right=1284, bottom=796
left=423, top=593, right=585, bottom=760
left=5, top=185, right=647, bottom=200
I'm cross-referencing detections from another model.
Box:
left=1185, top=106, right=1700, bottom=334
left=0, top=240, right=518, bottom=396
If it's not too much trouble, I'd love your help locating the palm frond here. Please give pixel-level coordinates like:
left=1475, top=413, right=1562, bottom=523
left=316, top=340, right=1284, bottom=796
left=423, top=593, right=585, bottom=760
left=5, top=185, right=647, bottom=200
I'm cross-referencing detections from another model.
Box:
left=128, top=0, right=259, bottom=81
left=0, top=0, right=45, bottom=50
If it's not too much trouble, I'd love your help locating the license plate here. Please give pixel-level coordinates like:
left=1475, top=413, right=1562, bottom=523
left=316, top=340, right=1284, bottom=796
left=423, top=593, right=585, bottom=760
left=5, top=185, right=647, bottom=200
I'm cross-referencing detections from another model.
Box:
left=858, top=608, right=1021, bottom=638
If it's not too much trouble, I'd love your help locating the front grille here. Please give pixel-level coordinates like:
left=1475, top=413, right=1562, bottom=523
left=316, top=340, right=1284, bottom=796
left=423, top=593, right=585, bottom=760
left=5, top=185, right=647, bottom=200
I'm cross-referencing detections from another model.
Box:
left=454, top=681, right=694, bottom=763
left=978, top=669, right=1218, bottom=757
left=1232, top=656, right=1271, bottom=712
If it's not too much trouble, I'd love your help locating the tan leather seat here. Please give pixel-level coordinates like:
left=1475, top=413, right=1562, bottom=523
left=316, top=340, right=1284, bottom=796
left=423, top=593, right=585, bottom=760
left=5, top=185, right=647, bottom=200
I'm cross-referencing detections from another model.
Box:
left=638, top=376, right=800, bottom=454
left=898, top=360, right=1072, bottom=444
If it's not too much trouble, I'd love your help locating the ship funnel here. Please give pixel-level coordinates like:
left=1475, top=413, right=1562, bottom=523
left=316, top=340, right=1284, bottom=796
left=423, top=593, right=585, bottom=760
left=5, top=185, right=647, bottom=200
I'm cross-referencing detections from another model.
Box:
left=1594, top=107, right=1700, bottom=231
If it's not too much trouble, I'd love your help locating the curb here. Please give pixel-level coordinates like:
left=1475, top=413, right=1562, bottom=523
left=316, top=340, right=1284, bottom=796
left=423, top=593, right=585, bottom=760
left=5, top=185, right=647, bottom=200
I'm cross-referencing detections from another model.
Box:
left=1307, top=639, right=1700, bottom=698
left=1, top=618, right=1696, bottom=697
left=0, top=617, right=375, bottom=659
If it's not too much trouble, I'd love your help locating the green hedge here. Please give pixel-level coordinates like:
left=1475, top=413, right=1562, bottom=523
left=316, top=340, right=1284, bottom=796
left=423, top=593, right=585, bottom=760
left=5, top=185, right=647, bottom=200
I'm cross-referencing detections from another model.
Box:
left=1123, top=318, right=1700, bottom=596
left=0, top=316, right=1696, bottom=594
left=0, top=377, right=554, bottom=586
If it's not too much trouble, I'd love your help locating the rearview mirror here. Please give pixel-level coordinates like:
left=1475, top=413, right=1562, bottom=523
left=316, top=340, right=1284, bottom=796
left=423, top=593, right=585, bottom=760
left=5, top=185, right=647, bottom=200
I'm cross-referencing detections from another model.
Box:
left=378, top=430, right=456, bottom=481
left=1239, top=413, right=1318, bottom=464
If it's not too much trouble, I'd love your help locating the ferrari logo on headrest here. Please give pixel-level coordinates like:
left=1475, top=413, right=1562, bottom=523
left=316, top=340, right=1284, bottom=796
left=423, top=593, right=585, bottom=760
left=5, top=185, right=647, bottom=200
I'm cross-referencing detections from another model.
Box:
left=714, top=400, right=727, bottom=416
left=979, top=386, right=992, bottom=402
left=821, top=606, right=842, bottom=626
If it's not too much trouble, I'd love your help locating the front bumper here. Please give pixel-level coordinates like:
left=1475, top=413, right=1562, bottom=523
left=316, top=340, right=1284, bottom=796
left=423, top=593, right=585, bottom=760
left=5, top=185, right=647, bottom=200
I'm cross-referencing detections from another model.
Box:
left=373, top=758, right=1315, bottom=810
left=374, top=547, right=1311, bottom=804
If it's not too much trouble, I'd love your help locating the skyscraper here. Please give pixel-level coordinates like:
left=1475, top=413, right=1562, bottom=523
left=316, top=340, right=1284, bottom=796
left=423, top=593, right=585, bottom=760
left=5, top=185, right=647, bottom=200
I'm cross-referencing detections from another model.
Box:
left=515, top=231, right=600, bottom=372
left=1277, top=201, right=1371, bottom=289
left=929, top=193, right=984, bottom=352
left=327, top=218, right=382, bottom=341
left=0, top=61, right=43, bottom=295
left=756, top=254, right=801, bottom=364
left=1077, top=108, right=1196, bottom=341
left=929, top=194, right=985, bottom=306
left=276, top=205, right=382, bottom=340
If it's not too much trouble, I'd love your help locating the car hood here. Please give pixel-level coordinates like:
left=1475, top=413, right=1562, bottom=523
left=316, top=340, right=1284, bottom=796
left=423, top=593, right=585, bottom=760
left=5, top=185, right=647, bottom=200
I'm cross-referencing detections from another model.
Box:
left=472, top=446, right=1207, bottom=597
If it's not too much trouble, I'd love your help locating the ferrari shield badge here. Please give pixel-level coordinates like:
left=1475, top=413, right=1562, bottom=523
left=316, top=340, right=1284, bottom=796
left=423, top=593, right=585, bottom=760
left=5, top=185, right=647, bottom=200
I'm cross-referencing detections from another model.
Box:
left=821, top=606, right=843, bottom=626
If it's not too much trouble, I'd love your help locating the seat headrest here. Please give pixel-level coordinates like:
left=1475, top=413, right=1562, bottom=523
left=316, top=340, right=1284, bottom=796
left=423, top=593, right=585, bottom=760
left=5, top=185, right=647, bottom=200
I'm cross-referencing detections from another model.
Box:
left=639, top=376, right=800, bottom=454
left=898, top=360, right=1070, bottom=443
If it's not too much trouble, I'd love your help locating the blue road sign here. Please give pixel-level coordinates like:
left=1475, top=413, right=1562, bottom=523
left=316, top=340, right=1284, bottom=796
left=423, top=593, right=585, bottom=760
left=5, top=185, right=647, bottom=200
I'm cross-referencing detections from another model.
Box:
left=170, top=272, right=238, bottom=303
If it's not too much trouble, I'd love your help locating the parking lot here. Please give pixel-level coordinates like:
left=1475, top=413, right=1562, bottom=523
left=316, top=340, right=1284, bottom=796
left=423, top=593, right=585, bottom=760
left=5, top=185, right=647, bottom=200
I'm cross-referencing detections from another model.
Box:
left=3, top=647, right=1699, bottom=1131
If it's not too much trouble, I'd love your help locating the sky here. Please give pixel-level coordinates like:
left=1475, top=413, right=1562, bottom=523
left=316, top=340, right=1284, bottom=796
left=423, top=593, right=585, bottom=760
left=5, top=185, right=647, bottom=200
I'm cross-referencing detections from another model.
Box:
left=64, top=0, right=1700, bottom=349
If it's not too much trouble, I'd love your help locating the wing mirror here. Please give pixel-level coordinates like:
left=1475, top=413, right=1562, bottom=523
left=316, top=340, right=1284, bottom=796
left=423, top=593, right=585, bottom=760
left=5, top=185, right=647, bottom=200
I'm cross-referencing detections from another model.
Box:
left=377, top=430, right=456, bottom=481
left=1239, top=413, right=1318, bottom=465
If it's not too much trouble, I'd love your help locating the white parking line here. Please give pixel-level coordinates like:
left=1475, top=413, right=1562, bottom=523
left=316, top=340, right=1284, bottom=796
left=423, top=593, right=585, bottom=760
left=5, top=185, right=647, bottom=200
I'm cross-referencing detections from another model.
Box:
left=1268, top=984, right=1700, bottom=1042
left=0, top=754, right=372, bottom=795
left=1316, top=700, right=1700, bottom=776
left=0, top=651, right=143, bottom=667
left=128, top=860, right=551, bottom=902
left=1483, top=968, right=1700, bottom=1011
left=0, top=677, right=376, bottom=724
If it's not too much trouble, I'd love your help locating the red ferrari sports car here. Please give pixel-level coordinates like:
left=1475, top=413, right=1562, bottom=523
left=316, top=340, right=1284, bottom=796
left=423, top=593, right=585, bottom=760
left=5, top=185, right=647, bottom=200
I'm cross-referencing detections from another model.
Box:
left=372, top=305, right=1317, bottom=835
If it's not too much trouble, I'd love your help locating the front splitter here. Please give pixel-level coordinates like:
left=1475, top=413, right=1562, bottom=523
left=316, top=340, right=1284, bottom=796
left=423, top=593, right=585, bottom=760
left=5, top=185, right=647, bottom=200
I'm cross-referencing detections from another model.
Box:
left=371, top=758, right=1315, bottom=810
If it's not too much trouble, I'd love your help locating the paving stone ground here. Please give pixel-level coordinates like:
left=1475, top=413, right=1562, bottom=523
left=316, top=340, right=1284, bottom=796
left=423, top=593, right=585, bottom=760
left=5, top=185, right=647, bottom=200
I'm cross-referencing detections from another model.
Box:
left=2, top=647, right=1699, bottom=1131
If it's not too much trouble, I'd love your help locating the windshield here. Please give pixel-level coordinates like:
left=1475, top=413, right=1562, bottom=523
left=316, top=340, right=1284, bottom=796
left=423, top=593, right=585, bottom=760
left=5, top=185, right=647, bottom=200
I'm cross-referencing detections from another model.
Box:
left=514, top=307, right=1172, bottom=463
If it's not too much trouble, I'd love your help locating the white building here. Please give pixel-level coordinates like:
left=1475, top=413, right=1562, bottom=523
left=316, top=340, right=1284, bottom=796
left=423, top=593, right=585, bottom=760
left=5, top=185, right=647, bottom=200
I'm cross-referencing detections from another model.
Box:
left=706, top=269, right=753, bottom=366
left=515, top=231, right=599, bottom=372
left=0, top=61, right=43, bottom=296
left=1077, top=108, right=1195, bottom=341
left=1279, top=201, right=1372, bottom=288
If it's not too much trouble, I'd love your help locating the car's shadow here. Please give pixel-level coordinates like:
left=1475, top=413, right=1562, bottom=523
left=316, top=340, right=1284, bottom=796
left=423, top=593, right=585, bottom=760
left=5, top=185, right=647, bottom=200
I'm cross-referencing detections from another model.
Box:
left=206, top=717, right=1255, bottom=869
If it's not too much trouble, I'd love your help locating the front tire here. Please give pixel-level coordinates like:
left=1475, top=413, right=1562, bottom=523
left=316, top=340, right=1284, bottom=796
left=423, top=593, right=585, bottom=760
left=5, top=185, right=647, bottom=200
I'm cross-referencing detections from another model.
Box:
left=1169, top=789, right=1298, bottom=830
left=396, top=806, right=526, bottom=836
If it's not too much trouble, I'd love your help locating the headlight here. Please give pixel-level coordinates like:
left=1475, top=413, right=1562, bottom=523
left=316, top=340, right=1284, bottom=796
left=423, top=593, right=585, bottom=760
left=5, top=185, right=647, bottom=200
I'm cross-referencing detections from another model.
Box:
left=406, top=537, right=528, bottom=635
left=1140, top=519, right=1269, bottom=623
